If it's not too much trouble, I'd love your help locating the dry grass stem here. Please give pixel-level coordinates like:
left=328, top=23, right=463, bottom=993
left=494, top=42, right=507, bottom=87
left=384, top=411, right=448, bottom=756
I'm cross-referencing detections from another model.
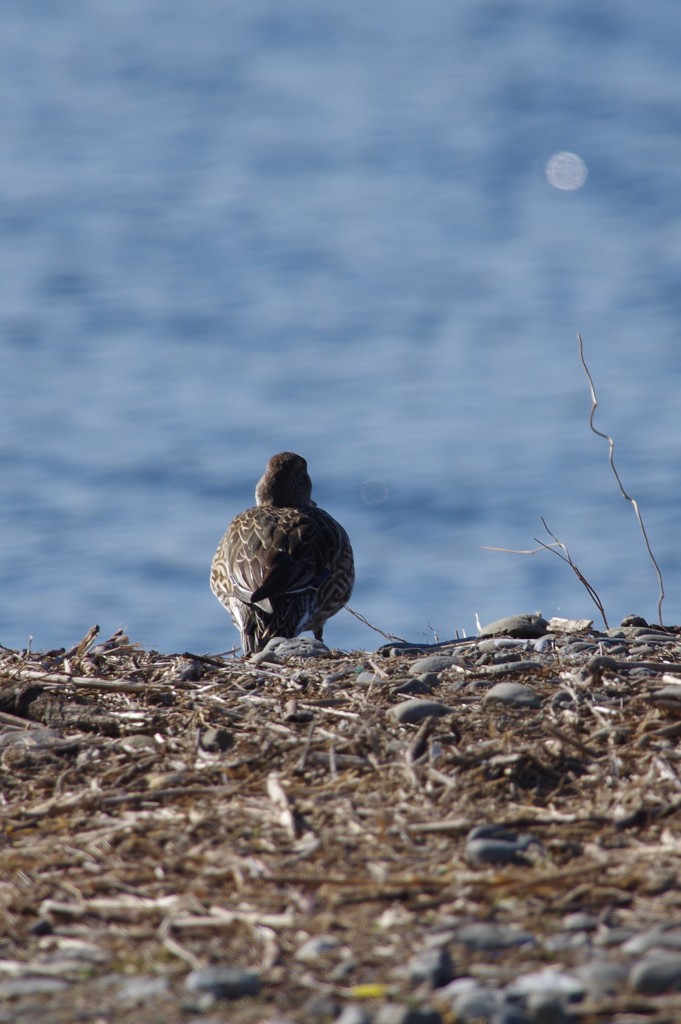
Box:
left=578, top=331, right=666, bottom=624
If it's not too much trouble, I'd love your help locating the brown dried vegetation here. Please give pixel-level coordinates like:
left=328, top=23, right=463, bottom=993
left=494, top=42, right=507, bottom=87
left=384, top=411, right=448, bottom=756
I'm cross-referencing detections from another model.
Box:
left=1, top=626, right=681, bottom=1022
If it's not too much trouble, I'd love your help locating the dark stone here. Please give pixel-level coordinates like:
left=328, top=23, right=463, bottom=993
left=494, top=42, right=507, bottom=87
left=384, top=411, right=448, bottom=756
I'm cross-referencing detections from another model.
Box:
left=184, top=966, right=261, bottom=1000
left=630, top=954, right=681, bottom=994
left=478, top=614, right=549, bottom=639
left=389, top=699, right=453, bottom=725
left=405, top=945, right=454, bottom=989
left=482, top=682, right=541, bottom=708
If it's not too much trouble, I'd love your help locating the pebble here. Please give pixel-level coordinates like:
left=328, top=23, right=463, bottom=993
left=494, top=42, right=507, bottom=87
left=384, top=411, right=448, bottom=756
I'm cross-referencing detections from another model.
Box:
left=409, top=655, right=464, bottom=674
left=295, top=935, right=340, bottom=961
left=478, top=614, right=549, bottom=639
left=403, top=945, right=455, bottom=988
left=184, top=966, right=262, bottom=1000
left=629, top=953, right=681, bottom=994
left=476, top=639, right=534, bottom=654
left=333, top=1005, right=372, bottom=1024
left=0, top=976, right=70, bottom=998
left=375, top=1004, right=442, bottom=1024
left=356, top=671, right=383, bottom=684
left=480, top=661, right=545, bottom=679
left=443, top=983, right=530, bottom=1024
left=455, top=922, right=535, bottom=951
left=115, top=975, right=169, bottom=1005
left=391, top=677, right=436, bottom=697
left=199, top=727, right=233, bottom=753
left=572, top=960, right=628, bottom=996
left=622, top=925, right=681, bottom=954
left=505, top=968, right=584, bottom=1002
left=465, top=825, right=542, bottom=866
left=304, top=994, right=341, bottom=1019
left=481, top=682, right=541, bottom=708
left=389, top=699, right=453, bottom=725
left=251, top=637, right=330, bottom=662
left=525, top=992, right=571, bottom=1024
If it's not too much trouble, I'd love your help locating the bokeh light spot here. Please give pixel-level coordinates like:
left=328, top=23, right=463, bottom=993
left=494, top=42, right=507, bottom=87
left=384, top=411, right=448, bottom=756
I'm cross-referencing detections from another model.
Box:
left=545, top=151, right=588, bottom=190
left=361, top=478, right=390, bottom=505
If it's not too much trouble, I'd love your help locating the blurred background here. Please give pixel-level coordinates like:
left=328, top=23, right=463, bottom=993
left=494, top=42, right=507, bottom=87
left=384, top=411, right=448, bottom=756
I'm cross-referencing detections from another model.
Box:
left=1, top=0, right=680, bottom=654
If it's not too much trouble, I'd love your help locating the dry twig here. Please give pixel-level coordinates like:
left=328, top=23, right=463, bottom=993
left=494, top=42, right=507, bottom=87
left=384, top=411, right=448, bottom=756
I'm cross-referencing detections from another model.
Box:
left=578, top=332, right=665, bottom=624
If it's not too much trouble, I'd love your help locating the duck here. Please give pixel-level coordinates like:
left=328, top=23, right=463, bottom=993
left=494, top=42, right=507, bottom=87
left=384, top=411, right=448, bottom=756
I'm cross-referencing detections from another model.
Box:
left=210, top=452, right=355, bottom=653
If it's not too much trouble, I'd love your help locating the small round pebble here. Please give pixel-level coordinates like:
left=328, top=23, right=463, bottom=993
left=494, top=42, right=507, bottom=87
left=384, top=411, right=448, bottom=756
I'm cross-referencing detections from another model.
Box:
left=116, top=975, right=169, bottom=1005
left=505, top=968, right=584, bottom=1001
left=481, top=661, right=545, bottom=678
left=389, top=699, right=453, bottom=724
left=573, top=960, right=628, bottom=996
left=200, top=727, right=233, bottom=753
left=375, top=1003, right=442, bottom=1024
left=455, top=922, right=535, bottom=950
left=445, top=984, right=530, bottom=1024
left=629, top=953, right=681, bottom=994
left=185, top=966, right=262, bottom=1000
left=356, top=671, right=383, bottom=684
left=409, top=656, right=463, bottom=674
left=482, top=682, right=541, bottom=708
left=404, top=945, right=455, bottom=988
left=295, top=935, right=340, bottom=961
left=392, top=677, right=436, bottom=697
left=465, top=824, right=541, bottom=866
left=252, top=637, right=329, bottom=661
left=333, top=1005, right=372, bottom=1024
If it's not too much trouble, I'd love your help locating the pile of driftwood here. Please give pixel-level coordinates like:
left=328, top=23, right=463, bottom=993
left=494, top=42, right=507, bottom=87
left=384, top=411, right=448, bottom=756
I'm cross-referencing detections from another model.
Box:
left=2, top=623, right=681, bottom=1022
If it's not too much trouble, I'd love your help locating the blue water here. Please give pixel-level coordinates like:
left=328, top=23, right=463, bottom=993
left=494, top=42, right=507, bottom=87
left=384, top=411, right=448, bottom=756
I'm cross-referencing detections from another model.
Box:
left=1, top=1, right=680, bottom=654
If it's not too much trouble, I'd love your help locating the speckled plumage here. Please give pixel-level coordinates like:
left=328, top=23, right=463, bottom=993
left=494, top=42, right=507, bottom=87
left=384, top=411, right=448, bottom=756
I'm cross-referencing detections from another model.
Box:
left=210, top=452, right=355, bottom=653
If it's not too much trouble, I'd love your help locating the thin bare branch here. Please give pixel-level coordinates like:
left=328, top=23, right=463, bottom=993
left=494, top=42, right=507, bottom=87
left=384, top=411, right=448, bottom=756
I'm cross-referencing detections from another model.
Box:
left=344, top=605, right=407, bottom=643
left=482, top=542, right=562, bottom=556
left=578, top=332, right=665, bottom=624
left=534, top=517, right=609, bottom=628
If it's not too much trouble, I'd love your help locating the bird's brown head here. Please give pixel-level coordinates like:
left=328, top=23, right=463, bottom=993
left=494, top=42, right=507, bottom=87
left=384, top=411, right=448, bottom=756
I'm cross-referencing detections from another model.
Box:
left=255, top=452, right=313, bottom=507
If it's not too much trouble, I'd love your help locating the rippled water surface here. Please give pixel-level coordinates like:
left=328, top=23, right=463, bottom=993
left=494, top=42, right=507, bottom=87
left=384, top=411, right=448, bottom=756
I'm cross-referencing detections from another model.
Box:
left=2, top=1, right=681, bottom=653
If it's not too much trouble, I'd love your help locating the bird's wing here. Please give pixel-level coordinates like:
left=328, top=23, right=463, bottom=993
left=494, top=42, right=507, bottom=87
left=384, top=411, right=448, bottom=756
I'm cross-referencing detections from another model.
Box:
left=250, top=512, right=335, bottom=603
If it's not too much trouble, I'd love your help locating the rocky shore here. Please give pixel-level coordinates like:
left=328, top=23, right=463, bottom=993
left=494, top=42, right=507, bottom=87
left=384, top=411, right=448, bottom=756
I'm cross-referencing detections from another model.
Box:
left=2, top=613, right=681, bottom=1023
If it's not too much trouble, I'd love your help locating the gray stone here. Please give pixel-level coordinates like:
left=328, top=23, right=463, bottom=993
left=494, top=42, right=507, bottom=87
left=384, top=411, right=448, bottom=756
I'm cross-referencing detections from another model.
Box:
left=409, top=655, right=463, bottom=674
left=482, top=681, right=541, bottom=708
left=630, top=953, right=681, bottom=994
left=445, top=984, right=530, bottom=1024
left=185, top=966, right=262, bottom=1000
left=478, top=614, right=549, bottom=639
left=505, top=968, right=584, bottom=1002
left=392, top=677, right=435, bottom=697
left=116, top=975, right=169, bottom=1005
left=573, top=960, right=628, bottom=997
left=465, top=837, right=532, bottom=866
left=375, top=1004, right=442, bottom=1024
left=525, top=993, right=571, bottom=1024
left=476, top=639, right=533, bottom=654
left=304, top=994, right=341, bottom=1019
left=0, top=976, right=70, bottom=997
left=405, top=945, right=454, bottom=988
left=334, top=1005, right=372, bottom=1024
left=389, top=699, right=453, bottom=725
left=356, top=671, right=383, bottom=684
left=200, top=727, right=233, bottom=753
left=622, top=925, right=681, bottom=955
left=295, top=934, right=340, bottom=961
left=561, top=911, right=597, bottom=931
left=481, top=661, right=545, bottom=679
left=456, top=921, right=535, bottom=950
left=252, top=637, right=330, bottom=661
left=465, top=825, right=542, bottom=868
